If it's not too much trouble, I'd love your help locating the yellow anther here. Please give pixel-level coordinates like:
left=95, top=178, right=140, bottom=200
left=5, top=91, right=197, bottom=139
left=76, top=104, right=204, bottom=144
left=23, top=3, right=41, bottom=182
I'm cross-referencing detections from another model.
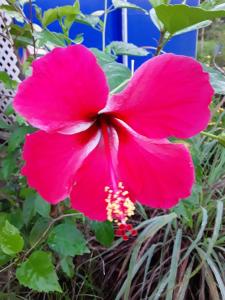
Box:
left=104, top=182, right=135, bottom=224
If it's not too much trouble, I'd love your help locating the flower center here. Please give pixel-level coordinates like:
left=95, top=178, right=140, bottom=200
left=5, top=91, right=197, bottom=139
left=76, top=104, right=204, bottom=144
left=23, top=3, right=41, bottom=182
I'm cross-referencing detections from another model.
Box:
left=99, top=116, right=137, bottom=240
left=104, top=182, right=137, bottom=240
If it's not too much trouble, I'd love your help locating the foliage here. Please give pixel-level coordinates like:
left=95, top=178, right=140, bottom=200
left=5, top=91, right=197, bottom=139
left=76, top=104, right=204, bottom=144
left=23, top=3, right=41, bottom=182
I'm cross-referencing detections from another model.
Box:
left=0, top=0, right=225, bottom=299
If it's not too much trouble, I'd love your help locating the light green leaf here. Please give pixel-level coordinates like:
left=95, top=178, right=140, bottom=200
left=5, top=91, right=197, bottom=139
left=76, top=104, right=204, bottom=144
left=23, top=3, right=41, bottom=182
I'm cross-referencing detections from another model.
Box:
left=0, top=5, right=24, bottom=22
left=0, top=72, right=18, bottom=89
left=149, top=8, right=164, bottom=31
left=91, top=48, right=115, bottom=66
left=0, top=221, right=24, bottom=256
left=112, top=0, right=147, bottom=13
left=166, top=229, right=182, bottom=300
left=43, top=2, right=80, bottom=27
left=155, top=4, right=225, bottom=35
left=203, top=65, right=225, bottom=95
left=74, top=13, right=101, bottom=28
left=34, top=195, right=50, bottom=218
left=91, top=221, right=114, bottom=247
left=91, top=10, right=105, bottom=17
left=48, top=223, right=89, bottom=256
left=16, top=251, right=62, bottom=292
left=106, top=41, right=148, bottom=56
left=35, top=29, right=69, bottom=47
left=102, top=62, right=131, bottom=91
left=173, top=20, right=212, bottom=36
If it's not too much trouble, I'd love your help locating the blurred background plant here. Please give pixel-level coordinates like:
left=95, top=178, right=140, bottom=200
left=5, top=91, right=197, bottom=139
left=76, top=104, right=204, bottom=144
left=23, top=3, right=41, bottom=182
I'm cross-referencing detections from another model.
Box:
left=0, top=0, right=225, bottom=299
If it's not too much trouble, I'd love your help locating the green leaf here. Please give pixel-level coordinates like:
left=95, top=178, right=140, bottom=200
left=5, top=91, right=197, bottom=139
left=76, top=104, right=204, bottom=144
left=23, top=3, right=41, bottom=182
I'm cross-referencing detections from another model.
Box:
left=0, top=248, right=11, bottom=266
left=29, top=218, right=50, bottom=246
left=91, top=221, right=114, bottom=247
left=60, top=256, right=74, bottom=278
left=43, top=2, right=80, bottom=27
left=0, top=221, right=24, bottom=256
left=149, top=0, right=168, bottom=8
left=35, top=29, right=69, bottom=47
left=172, top=20, right=212, bottom=36
left=218, top=133, right=225, bottom=147
left=16, top=251, right=62, bottom=292
left=34, top=195, right=50, bottom=218
left=74, top=13, right=101, bottom=28
left=106, top=41, right=148, bottom=57
left=48, top=223, right=89, bottom=256
left=203, top=65, right=225, bottom=95
left=22, top=194, right=36, bottom=225
left=155, top=4, right=225, bottom=35
left=0, top=5, right=24, bottom=22
left=0, top=72, right=18, bottom=89
left=0, top=154, right=16, bottom=180
left=112, top=0, right=147, bottom=13
left=166, top=229, right=182, bottom=300
left=102, top=62, right=131, bottom=91
left=8, top=126, right=30, bottom=152
left=91, top=48, right=115, bottom=66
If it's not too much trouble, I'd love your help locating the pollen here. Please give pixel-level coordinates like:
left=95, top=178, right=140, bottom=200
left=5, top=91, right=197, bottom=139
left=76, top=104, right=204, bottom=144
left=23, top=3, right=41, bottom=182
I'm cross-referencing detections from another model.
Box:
left=105, top=182, right=137, bottom=240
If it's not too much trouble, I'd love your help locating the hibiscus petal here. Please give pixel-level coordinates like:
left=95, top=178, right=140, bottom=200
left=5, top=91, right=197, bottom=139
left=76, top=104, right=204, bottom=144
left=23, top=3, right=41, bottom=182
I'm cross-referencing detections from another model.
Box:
left=116, top=121, right=195, bottom=208
left=70, top=127, right=119, bottom=221
left=22, top=127, right=100, bottom=204
left=106, top=54, right=214, bottom=139
left=14, top=45, right=109, bottom=133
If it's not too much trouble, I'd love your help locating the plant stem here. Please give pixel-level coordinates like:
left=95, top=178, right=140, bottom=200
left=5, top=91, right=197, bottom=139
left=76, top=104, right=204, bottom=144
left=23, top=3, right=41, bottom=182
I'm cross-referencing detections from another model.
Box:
left=24, top=212, right=82, bottom=258
left=155, top=31, right=166, bottom=56
left=0, top=213, right=82, bottom=273
left=102, top=0, right=108, bottom=51
left=201, top=131, right=220, bottom=140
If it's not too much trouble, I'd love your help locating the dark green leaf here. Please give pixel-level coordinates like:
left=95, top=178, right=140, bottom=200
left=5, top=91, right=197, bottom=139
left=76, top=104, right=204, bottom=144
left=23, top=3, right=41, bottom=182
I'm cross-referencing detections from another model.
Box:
left=48, top=223, right=89, bottom=256
left=155, top=4, right=225, bottom=35
left=92, top=221, right=114, bottom=247
left=16, top=251, right=62, bottom=292
left=29, top=218, right=50, bottom=246
left=106, top=41, right=148, bottom=56
left=22, top=194, right=36, bottom=225
left=0, top=154, right=17, bottom=180
left=60, top=256, right=74, bottom=278
left=8, top=126, right=30, bottom=152
left=0, top=221, right=24, bottom=256
left=34, top=195, right=50, bottom=218
left=0, top=248, right=11, bottom=266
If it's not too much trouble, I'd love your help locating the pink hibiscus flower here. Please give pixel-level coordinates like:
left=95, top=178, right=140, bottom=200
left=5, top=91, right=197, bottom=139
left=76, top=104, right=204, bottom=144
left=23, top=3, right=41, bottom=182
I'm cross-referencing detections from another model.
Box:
left=14, top=45, right=213, bottom=238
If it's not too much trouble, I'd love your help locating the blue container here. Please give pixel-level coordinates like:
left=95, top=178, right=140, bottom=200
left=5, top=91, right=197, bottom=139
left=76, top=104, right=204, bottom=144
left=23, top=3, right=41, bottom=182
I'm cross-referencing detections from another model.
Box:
left=127, top=0, right=199, bottom=68
left=24, top=0, right=199, bottom=68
